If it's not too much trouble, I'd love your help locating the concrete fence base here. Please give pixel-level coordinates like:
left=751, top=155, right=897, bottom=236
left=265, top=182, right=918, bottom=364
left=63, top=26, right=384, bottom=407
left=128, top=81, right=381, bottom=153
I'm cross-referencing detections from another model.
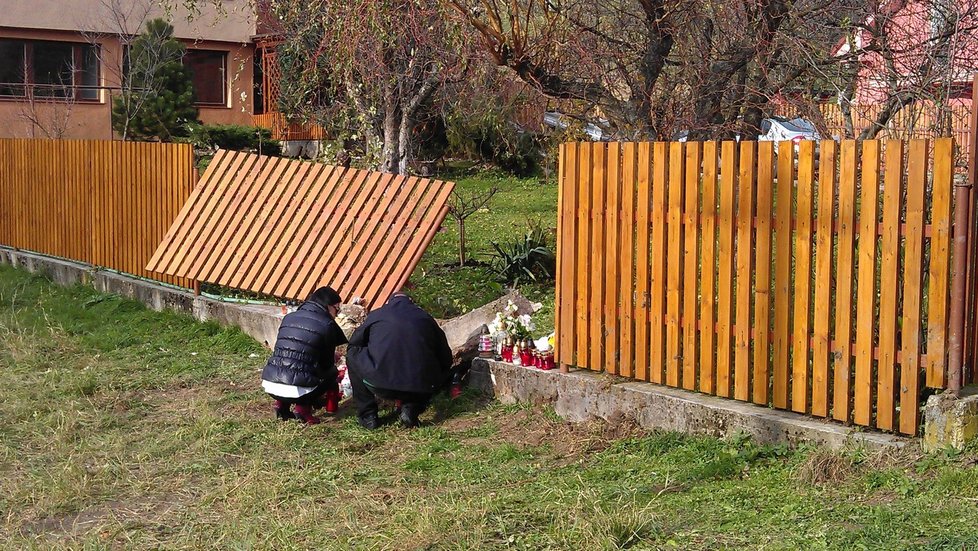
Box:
left=0, top=247, right=284, bottom=348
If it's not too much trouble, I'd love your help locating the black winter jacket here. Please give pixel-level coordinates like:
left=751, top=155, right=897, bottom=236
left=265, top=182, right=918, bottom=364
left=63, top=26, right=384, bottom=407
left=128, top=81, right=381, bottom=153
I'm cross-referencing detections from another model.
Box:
left=261, top=301, right=348, bottom=388
left=346, top=295, right=452, bottom=394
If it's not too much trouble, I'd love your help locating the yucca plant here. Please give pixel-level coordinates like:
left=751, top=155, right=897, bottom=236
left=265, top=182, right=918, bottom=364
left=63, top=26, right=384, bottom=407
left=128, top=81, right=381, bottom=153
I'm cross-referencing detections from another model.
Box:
left=487, top=223, right=556, bottom=286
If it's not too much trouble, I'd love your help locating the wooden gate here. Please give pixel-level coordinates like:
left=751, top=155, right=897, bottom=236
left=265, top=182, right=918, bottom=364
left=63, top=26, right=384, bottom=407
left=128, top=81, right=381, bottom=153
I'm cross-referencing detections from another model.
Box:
left=554, top=139, right=957, bottom=435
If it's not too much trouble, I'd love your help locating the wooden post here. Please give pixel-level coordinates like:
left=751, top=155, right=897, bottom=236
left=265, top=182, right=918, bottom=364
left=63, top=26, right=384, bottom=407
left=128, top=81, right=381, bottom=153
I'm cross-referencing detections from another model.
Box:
left=192, top=279, right=201, bottom=296
left=964, top=74, right=978, bottom=386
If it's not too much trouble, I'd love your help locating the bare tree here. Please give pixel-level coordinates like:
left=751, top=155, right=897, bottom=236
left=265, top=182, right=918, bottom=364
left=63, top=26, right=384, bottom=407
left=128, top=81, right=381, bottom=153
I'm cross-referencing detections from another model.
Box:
left=448, top=0, right=966, bottom=141
left=447, top=186, right=499, bottom=267
left=272, top=0, right=472, bottom=175
left=17, top=72, right=78, bottom=139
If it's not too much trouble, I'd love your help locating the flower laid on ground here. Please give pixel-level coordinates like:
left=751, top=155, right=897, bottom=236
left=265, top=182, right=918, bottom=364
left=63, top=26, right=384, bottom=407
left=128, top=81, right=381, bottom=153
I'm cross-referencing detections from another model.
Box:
left=487, top=300, right=535, bottom=341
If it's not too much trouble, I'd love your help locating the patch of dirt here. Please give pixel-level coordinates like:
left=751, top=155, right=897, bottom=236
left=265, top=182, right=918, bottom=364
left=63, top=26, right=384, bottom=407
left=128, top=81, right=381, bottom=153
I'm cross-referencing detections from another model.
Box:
left=23, top=495, right=182, bottom=540
left=443, top=406, right=646, bottom=465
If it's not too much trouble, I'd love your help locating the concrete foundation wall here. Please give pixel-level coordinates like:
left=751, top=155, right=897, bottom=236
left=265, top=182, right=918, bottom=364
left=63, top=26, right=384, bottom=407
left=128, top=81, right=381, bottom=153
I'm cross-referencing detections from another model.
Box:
left=0, top=247, right=283, bottom=348
left=470, top=359, right=909, bottom=450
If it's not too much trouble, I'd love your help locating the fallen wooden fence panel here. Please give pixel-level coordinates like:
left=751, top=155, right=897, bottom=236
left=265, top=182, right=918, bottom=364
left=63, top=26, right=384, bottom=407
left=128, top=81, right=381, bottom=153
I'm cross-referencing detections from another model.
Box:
left=147, top=150, right=454, bottom=309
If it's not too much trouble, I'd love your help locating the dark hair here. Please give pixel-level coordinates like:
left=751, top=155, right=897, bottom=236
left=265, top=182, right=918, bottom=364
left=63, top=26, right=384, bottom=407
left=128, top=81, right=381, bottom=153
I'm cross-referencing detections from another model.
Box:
left=308, top=286, right=342, bottom=309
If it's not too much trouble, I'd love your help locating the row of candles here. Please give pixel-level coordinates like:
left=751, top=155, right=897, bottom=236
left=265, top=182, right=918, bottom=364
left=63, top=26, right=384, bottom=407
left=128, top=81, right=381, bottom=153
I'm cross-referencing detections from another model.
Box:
left=479, top=334, right=556, bottom=370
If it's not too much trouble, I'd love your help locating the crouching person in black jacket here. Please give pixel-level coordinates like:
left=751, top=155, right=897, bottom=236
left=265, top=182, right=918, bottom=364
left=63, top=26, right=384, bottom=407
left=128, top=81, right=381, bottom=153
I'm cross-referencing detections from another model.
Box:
left=346, top=292, right=453, bottom=429
left=261, top=286, right=347, bottom=424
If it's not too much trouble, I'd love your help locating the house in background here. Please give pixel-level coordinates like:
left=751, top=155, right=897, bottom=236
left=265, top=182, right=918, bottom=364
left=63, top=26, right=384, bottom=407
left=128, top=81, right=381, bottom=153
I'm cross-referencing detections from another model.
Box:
left=0, top=0, right=257, bottom=139
left=820, top=0, right=977, bottom=144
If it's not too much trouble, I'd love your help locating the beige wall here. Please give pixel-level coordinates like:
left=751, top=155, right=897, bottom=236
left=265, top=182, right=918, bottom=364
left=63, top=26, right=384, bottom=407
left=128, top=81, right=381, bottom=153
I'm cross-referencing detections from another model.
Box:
left=5, top=0, right=255, bottom=43
left=0, top=29, right=254, bottom=139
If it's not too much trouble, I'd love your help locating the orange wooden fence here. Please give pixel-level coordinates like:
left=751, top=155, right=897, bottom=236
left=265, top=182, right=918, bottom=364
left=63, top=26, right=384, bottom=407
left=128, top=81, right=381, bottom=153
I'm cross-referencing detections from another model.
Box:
left=555, top=139, right=957, bottom=435
left=0, top=139, right=195, bottom=287
left=777, top=103, right=971, bottom=159
left=253, top=113, right=329, bottom=142
left=147, top=149, right=454, bottom=309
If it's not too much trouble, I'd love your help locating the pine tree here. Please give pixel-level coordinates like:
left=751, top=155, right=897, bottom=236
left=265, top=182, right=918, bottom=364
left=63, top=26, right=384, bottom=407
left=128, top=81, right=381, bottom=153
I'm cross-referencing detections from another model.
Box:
left=112, top=19, right=199, bottom=140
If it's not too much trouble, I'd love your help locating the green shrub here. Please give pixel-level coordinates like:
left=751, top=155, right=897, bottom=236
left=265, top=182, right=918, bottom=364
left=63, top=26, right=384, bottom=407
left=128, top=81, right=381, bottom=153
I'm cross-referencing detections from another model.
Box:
left=447, top=112, right=542, bottom=177
left=188, top=124, right=282, bottom=156
left=487, top=223, right=555, bottom=285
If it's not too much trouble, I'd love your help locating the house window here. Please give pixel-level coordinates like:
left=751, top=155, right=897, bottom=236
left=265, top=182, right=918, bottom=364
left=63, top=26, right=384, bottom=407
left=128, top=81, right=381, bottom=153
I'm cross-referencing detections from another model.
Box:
left=183, top=49, right=227, bottom=106
left=0, top=39, right=100, bottom=100
left=0, top=40, right=26, bottom=96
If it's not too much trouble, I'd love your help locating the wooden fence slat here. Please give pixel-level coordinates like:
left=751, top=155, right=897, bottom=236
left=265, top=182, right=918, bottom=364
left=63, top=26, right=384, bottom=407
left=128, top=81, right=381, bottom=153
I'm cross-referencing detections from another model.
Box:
left=262, top=164, right=350, bottom=296
left=900, top=139, right=928, bottom=435
left=683, top=142, right=702, bottom=391
left=792, top=140, right=816, bottom=414
left=275, top=167, right=375, bottom=298
left=634, top=143, right=652, bottom=381
left=557, top=144, right=578, bottom=368
left=717, top=141, right=737, bottom=398
left=650, top=142, right=669, bottom=384
left=877, top=140, right=904, bottom=431
left=753, top=141, right=774, bottom=405
left=700, top=142, right=719, bottom=395
left=833, top=140, right=858, bottom=422
left=619, top=143, right=637, bottom=378
left=926, top=138, right=954, bottom=388
left=854, top=140, right=881, bottom=426
left=246, top=162, right=336, bottom=292
left=224, top=160, right=302, bottom=288
left=666, top=142, right=685, bottom=387
left=604, top=143, right=621, bottom=375
left=576, top=145, right=593, bottom=369
left=735, top=141, right=756, bottom=402
left=347, top=177, right=428, bottom=300
left=590, top=143, right=607, bottom=371
left=773, top=143, right=794, bottom=408
left=812, top=140, right=837, bottom=417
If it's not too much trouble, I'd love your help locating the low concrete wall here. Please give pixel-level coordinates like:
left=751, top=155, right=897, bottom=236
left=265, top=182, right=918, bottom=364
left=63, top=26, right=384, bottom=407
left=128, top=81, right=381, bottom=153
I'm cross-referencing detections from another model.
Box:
left=470, top=359, right=909, bottom=450
left=0, top=247, right=284, bottom=348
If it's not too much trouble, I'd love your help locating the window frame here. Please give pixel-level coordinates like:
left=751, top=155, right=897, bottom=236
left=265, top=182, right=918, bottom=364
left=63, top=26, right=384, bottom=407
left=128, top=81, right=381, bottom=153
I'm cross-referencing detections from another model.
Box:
left=0, top=38, right=102, bottom=103
left=182, top=48, right=228, bottom=107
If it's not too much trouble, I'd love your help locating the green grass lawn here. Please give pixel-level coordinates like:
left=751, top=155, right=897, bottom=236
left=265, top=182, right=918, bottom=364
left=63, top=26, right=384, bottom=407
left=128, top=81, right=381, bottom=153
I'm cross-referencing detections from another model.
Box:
left=3, top=265, right=978, bottom=550
left=410, top=165, right=557, bottom=334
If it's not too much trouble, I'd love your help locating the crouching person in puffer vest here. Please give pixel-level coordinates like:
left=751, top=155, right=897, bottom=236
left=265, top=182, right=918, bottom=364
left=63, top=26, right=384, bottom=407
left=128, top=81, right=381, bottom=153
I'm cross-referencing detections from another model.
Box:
left=261, top=286, right=347, bottom=424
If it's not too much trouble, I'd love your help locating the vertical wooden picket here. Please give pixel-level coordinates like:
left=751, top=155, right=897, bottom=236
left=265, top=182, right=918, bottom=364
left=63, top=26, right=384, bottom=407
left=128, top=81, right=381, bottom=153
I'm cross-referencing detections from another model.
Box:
left=716, top=142, right=737, bottom=398
left=683, top=142, right=702, bottom=391
left=772, top=143, right=795, bottom=409
left=812, top=140, right=837, bottom=417
left=634, top=143, right=652, bottom=381
left=619, top=144, right=637, bottom=378
left=557, top=144, right=578, bottom=368
left=576, top=145, right=593, bottom=368
left=792, top=141, right=816, bottom=413
left=735, top=141, right=756, bottom=402
left=900, top=140, right=928, bottom=435
left=877, top=140, right=904, bottom=431
left=699, top=143, right=719, bottom=395
left=753, top=142, right=774, bottom=405
left=834, top=140, right=858, bottom=422
left=854, top=140, right=880, bottom=427
left=926, top=138, right=953, bottom=388
left=666, top=142, right=685, bottom=387
left=650, top=142, right=668, bottom=384
left=604, top=143, right=621, bottom=374
left=590, top=143, right=607, bottom=371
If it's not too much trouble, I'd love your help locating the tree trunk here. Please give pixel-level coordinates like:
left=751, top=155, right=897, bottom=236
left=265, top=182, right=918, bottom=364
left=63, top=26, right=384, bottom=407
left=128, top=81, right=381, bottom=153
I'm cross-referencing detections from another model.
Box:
left=458, top=218, right=466, bottom=267
left=397, top=110, right=412, bottom=176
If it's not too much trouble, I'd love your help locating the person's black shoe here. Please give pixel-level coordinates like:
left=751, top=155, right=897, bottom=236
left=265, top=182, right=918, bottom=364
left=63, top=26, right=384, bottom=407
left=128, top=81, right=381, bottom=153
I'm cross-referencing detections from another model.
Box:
left=358, top=414, right=380, bottom=430
left=399, top=408, right=420, bottom=429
